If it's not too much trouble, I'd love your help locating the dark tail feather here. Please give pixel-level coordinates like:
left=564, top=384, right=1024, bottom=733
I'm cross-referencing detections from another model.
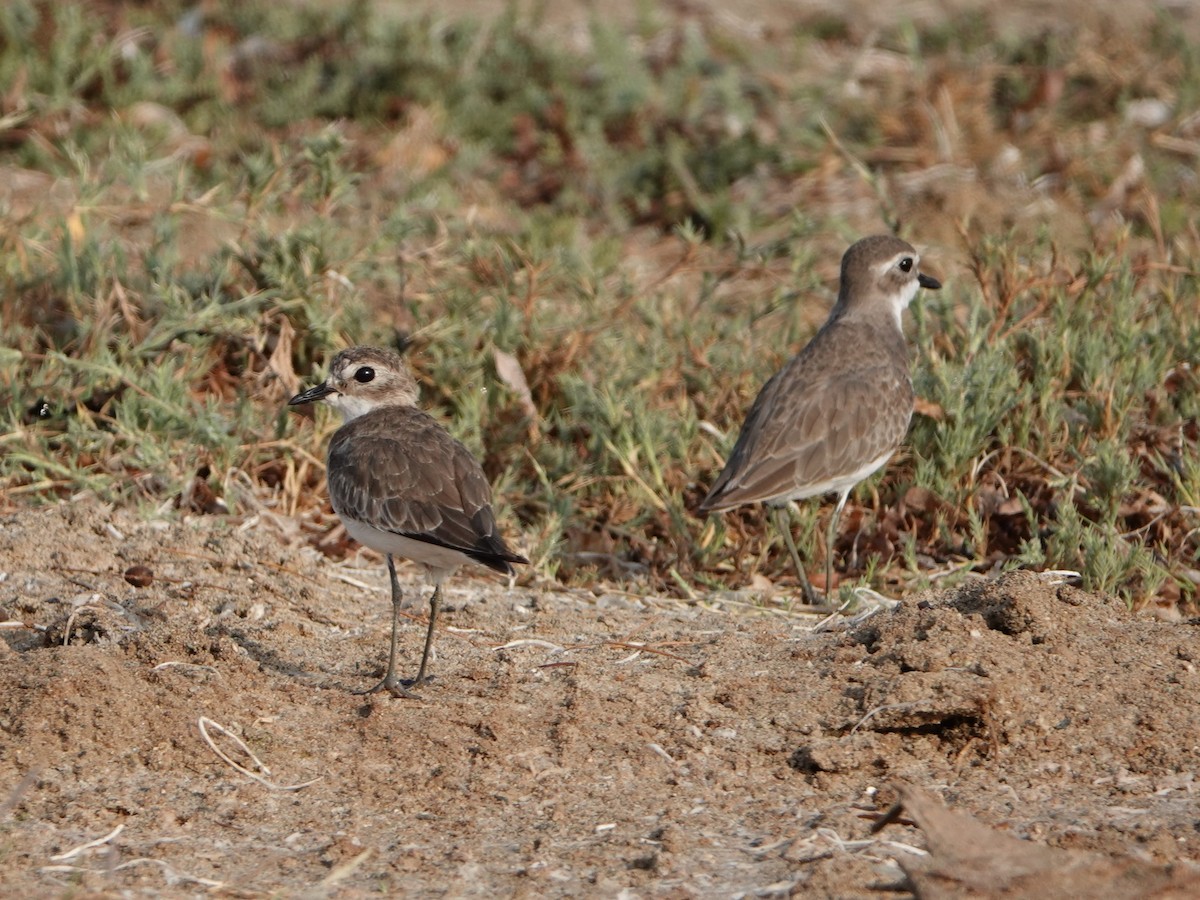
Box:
left=467, top=529, right=528, bottom=574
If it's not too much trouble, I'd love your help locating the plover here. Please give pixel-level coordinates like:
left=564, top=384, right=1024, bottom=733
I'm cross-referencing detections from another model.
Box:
left=289, top=346, right=527, bottom=696
left=698, top=234, right=941, bottom=605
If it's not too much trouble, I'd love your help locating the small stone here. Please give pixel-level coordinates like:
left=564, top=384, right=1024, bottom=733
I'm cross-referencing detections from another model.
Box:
left=124, top=565, right=154, bottom=588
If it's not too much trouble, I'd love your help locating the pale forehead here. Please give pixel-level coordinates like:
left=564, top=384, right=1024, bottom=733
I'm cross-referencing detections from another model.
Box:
left=853, top=234, right=916, bottom=260
left=845, top=236, right=921, bottom=279
left=330, top=346, right=405, bottom=378
left=877, top=248, right=920, bottom=269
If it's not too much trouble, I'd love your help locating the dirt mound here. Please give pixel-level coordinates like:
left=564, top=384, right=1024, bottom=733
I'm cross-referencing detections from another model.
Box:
left=2, top=502, right=1197, bottom=896
left=880, top=784, right=1200, bottom=899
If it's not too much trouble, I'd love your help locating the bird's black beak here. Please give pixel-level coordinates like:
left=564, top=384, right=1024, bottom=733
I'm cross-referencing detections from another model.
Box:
left=918, top=273, right=942, bottom=290
left=288, top=382, right=335, bottom=406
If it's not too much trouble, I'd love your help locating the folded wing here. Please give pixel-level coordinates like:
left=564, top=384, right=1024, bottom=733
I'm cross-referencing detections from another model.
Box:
left=328, top=409, right=527, bottom=572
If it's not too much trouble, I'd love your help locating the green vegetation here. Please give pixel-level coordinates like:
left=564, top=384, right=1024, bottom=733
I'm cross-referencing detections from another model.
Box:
left=1, top=0, right=1198, bottom=609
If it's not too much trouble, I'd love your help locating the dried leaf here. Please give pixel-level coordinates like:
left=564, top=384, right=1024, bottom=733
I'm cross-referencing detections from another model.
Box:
left=913, top=396, right=945, bottom=420
left=265, top=317, right=299, bottom=398
left=903, top=486, right=943, bottom=513
left=493, top=348, right=538, bottom=421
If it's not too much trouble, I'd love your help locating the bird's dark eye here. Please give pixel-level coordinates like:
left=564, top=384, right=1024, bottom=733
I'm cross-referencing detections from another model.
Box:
left=898, top=257, right=914, bottom=273
left=354, top=366, right=375, bottom=384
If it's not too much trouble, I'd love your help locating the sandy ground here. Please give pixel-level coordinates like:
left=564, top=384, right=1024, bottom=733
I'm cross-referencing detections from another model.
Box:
left=2, top=500, right=1199, bottom=897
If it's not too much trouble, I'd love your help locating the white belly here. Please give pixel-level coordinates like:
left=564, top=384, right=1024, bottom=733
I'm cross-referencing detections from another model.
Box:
left=784, top=447, right=897, bottom=502
left=340, top=516, right=471, bottom=580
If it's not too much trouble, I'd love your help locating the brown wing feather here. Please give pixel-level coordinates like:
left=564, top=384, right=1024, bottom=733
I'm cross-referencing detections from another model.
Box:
left=327, top=408, right=527, bottom=571
left=700, top=320, right=913, bottom=511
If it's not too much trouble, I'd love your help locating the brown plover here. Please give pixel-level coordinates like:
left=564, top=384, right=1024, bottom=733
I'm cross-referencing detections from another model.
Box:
left=290, top=346, right=527, bottom=696
left=699, top=234, right=941, bottom=605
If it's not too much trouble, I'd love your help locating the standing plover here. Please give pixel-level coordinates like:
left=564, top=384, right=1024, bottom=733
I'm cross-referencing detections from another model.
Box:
left=699, top=235, right=941, bottom=605
left=290, top=346, right=527, bottom=696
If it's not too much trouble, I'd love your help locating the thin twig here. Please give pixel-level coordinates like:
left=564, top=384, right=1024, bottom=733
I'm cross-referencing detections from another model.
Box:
left=151, top=661, right=220, bottom=677
left=318, top=848, right=375, bottom=888
left=819, top=116, right=899, bottom=233
left=49, top=823, right=125, bottom=861
left=852, top=702, right=921, bottom=735
left=603, top=640, right=696, bottom=664
left=197, top=717, right=321, bottom=791
left=493, top=639, right=566, bottom=652
left=40, top=858, right=224, bottom=888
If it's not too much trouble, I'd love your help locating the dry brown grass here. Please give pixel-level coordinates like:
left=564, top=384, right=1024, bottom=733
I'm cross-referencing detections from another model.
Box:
left=1, top=0, right=1199, bottom=609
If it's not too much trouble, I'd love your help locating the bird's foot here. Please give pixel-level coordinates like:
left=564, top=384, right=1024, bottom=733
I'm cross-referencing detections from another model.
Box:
left=794, top=582, right=829, bottom=610
left=355, top=675, right=423, bottom=700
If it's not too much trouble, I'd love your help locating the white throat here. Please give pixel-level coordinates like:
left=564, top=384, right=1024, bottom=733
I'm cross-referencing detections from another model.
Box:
left=326, top=392, right=377, bottom=423
left=889, top=278, right=920, bottom=329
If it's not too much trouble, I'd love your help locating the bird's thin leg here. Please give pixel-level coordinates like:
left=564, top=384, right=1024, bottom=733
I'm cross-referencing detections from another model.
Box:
left=358, top=554, right=419, bottom=698
left=774, top=506, right=819, bottom=608
left=825, top=489, right=851, bottom=606
left=412, top=582, right=441, bottom=687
